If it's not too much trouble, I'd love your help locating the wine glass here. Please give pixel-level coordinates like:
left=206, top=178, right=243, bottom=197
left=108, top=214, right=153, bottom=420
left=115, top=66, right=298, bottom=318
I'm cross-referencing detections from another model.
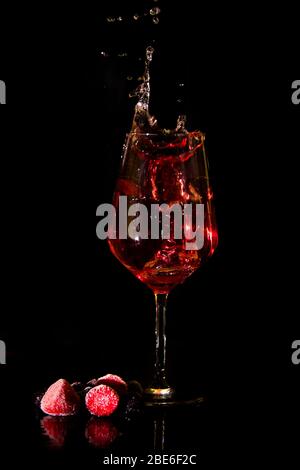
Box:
left=108, top=130, right=218, bottom=403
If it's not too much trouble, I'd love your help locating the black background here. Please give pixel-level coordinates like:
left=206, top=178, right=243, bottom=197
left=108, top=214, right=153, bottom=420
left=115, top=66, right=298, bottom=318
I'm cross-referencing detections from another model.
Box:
left=0, top=1, right=299, bottom=468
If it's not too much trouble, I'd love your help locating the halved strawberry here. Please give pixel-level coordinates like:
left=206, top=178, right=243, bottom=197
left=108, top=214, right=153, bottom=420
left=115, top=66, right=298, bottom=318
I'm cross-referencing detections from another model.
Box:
left=85, top=384, right=119, bottom=417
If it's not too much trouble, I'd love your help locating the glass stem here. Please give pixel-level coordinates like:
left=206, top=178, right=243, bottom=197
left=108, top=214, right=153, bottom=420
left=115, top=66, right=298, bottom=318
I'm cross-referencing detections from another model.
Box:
left=154, top=293, right=169, bottom=389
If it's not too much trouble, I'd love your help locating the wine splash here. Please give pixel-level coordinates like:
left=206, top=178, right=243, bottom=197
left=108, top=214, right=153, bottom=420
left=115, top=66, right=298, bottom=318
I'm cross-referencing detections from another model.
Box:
left=107, top=47, right=218, bottom=294
left=130, top=46, right=157, bottom=131
left=130, top=46, right=187, bottom=134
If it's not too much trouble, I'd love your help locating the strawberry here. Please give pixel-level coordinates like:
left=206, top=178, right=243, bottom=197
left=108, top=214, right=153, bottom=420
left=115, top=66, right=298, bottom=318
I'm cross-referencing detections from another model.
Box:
left=96, top=374, right=128, bottom=395
left=40, top=379, right=80, bottom=416
left=85, top=384, right=119, bottom=417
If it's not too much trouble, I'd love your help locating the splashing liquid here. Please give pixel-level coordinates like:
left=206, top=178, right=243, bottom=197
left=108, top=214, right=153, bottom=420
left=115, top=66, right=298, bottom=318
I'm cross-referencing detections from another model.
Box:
left=130, top=47, right=187, bottom=134
left=130, top=46, right=157, bottom=131
left=108, top=48, right=218, bottom=294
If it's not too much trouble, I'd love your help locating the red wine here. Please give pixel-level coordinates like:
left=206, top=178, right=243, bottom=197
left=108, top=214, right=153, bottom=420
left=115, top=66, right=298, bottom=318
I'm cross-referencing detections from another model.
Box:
left=109, top=229, right=216, bottom=294
left=108, top=144, right=217, bottom=293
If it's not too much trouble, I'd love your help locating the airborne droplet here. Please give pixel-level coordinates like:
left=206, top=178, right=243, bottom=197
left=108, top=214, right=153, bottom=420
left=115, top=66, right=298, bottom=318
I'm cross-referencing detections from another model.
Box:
left=152, top=17, right=160, bottom=24
left=146, top=46, right=154, bottom=62
left=176, top=115, right=187, bottom=131
left=150, top=7, right=161, bottom=15
left=106, top=17, right=115, bottom=23
left=117, top=16, right=123, bottom=22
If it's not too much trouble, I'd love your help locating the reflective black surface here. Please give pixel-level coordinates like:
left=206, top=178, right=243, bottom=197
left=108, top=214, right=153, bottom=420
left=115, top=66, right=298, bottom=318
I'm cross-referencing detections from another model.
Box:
left=0, top=1, right=299, bottom=468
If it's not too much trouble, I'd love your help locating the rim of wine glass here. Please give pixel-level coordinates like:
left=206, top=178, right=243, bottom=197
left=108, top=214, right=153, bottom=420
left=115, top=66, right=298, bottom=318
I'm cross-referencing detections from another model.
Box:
left=127, top=130, right=205, bottom=138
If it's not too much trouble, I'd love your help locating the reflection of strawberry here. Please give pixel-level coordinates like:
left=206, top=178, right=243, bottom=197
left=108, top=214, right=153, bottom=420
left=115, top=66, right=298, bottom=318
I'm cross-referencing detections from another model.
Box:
left=96, top=374, right=128, bottom=396
left=85, top=385, right=119, bottom=417
left=40, top=379, right=80, bottom=416
left=40, top=416, right=69, bottom=447
left=85, top=418, right=119, bottom=448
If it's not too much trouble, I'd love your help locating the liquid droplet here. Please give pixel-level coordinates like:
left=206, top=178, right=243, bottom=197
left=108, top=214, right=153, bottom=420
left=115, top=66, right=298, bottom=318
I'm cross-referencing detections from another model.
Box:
left=100, top=51, right=109, bottom=57
left=152, top=17, right=160, bottom=24
left=150, top=7, right=161, bottom=15
left=146, top=47, right=154, bottom=62
left=118, top=52, right=128, bottom=57
left=117, top=16, right=123, bottom=22
left=176, top=98, right=183, bottom=104
left=106, top=17, right=115, bottom=23
left=176, top=115, right=187, bottom=132
left=122, top=143, right=128, bottom=159
left=178, top=83, right=185, bottom=87
left=133, top=14, right=139, bottom=20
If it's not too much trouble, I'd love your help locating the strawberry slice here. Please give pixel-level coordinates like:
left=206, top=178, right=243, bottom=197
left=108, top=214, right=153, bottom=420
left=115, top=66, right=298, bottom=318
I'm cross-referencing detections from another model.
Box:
left=85, top=384, right=119, bottom=417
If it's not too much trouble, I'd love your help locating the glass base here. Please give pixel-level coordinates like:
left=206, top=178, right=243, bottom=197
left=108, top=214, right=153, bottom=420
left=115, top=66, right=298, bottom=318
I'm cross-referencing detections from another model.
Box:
left=144, top=386, right=175, bottom=401
left=144, top=388, right=205, bottom=407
